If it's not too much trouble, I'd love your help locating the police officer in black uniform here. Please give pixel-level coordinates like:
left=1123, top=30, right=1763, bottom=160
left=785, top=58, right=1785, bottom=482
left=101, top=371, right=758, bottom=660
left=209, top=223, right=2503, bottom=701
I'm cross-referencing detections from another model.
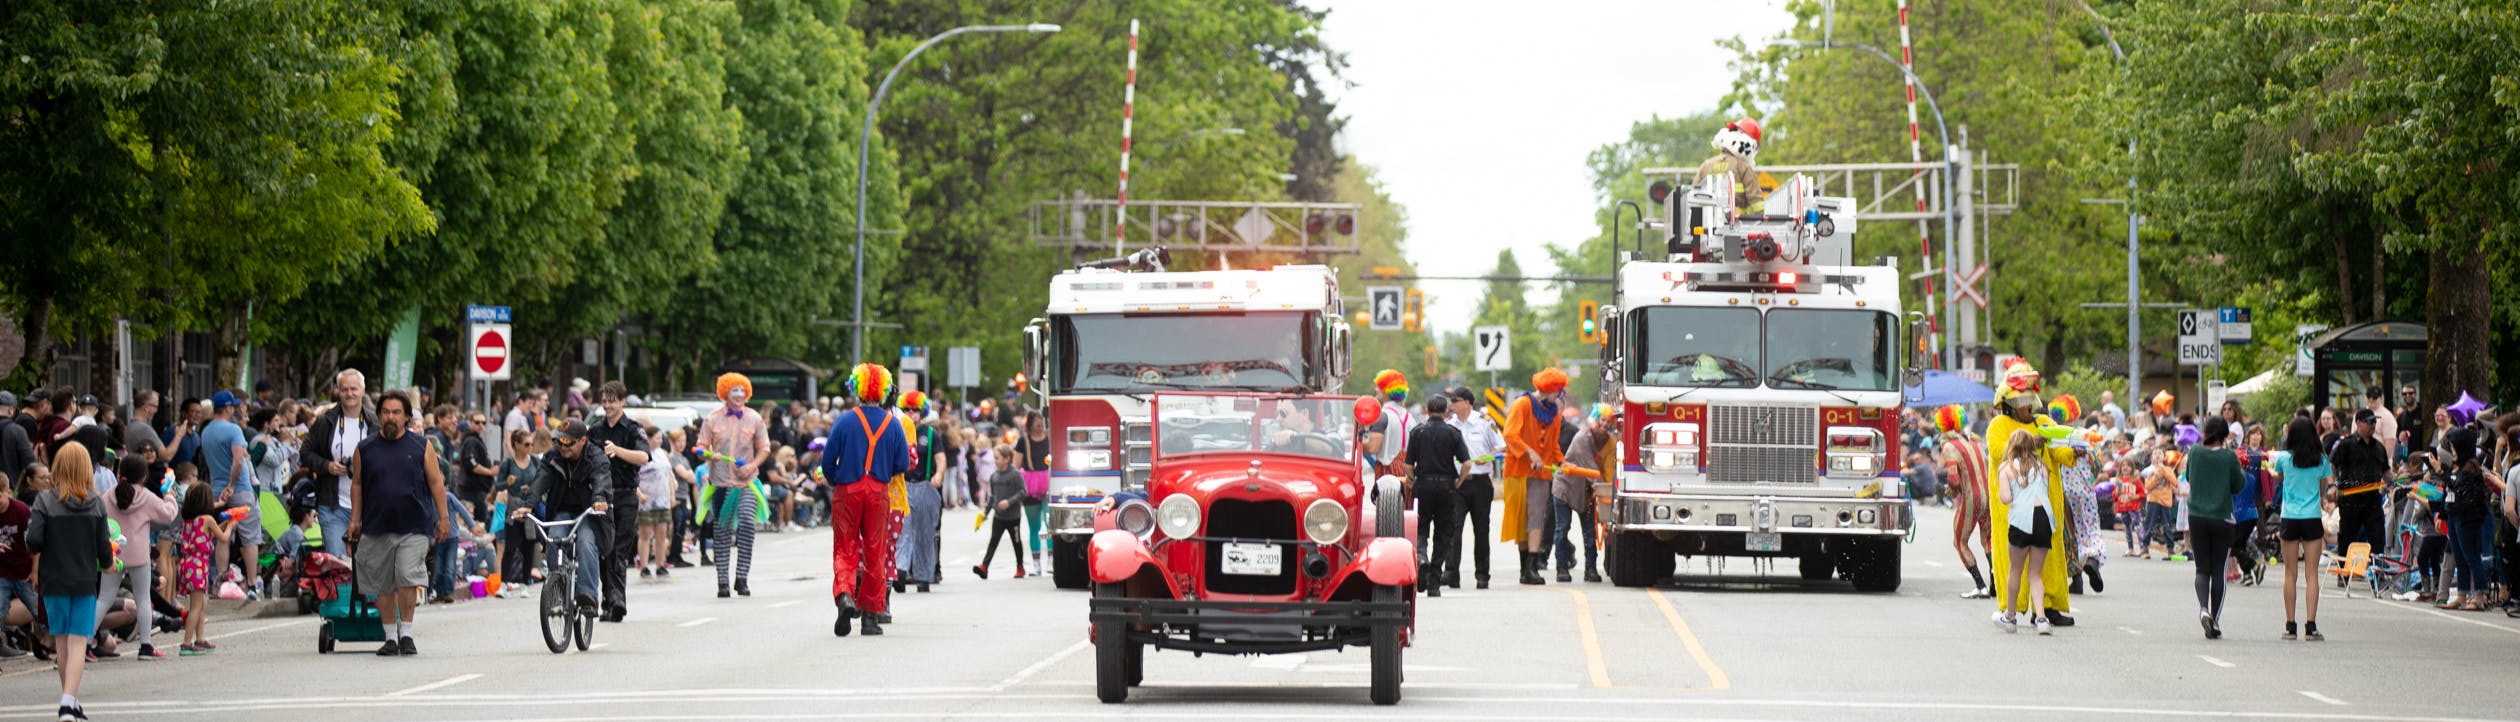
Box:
left=1405, top=397, right=1470, bottom=598
left=586, top=381, right=651, bottom=622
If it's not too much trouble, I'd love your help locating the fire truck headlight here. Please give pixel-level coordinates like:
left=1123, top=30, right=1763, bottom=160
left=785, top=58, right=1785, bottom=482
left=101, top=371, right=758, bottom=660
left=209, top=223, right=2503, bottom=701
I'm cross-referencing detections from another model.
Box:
left=1157, top=495, right=1201, bottom=539
left=1302, top=499, right=1349, bottom=545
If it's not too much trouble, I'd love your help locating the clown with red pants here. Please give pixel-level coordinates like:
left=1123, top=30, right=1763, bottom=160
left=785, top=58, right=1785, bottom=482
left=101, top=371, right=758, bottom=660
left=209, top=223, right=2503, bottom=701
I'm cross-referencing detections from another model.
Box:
left=821, top=368, right=912, bottom=638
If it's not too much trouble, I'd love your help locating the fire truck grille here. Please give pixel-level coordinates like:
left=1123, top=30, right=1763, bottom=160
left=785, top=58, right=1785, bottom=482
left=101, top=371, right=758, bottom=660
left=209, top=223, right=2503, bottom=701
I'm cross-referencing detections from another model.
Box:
left=1706, top=405, right=1817, bottom=485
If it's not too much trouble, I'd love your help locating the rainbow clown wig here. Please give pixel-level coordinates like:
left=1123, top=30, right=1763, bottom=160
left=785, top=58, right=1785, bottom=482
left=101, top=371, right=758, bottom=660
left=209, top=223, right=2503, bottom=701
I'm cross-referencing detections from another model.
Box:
left=2048, top=394, right=2082, bottom=425
left=899, top=389, right=929, bottom=415
left=1587, top=403, right=1618, bottom=424
left=847, top=363, right=894, bottom=405
left=716, top=372, right=754, bottom=402
left=1532, top=367, right=1570, bottom=394
left=1373, top=369, right=1408, bottom=401
left=1934, top=405, right=1969, bottom=436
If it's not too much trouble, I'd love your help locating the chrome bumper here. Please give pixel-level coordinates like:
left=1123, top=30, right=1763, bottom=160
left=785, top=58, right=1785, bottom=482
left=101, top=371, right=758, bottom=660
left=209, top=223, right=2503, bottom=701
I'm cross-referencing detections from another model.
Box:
left=1612, top=493, right=1911, bottom=536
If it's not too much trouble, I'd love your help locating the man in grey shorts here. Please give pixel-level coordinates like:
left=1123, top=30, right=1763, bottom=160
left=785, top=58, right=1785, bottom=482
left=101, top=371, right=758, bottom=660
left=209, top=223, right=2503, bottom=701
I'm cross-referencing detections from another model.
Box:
left=348, top=390, right=450, bottom=657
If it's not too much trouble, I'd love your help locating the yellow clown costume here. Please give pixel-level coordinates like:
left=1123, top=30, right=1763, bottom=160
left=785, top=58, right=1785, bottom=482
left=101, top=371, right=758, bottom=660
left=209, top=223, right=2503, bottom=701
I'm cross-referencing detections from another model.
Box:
left=1985, top=361, right=2076, bottom=616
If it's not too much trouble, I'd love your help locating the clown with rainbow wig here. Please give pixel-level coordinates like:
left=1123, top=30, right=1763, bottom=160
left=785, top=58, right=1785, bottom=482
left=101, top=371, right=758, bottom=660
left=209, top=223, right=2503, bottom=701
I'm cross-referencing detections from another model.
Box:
left=820, top=363, right=913, bottom=637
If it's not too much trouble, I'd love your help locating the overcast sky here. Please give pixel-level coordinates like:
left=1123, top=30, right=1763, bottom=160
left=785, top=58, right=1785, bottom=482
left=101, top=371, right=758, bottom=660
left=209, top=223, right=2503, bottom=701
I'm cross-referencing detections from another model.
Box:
left=1320, top=0, right=1794, bottom=336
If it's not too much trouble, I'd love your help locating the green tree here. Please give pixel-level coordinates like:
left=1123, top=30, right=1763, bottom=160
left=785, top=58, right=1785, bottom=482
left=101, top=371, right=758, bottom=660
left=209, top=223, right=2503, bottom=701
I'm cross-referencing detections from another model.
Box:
left=1326, top=162, right=1427, bottom=397
left=1548, top=111, right=1734, bottom=401
left=1467, top=250, right=1546, bottom=393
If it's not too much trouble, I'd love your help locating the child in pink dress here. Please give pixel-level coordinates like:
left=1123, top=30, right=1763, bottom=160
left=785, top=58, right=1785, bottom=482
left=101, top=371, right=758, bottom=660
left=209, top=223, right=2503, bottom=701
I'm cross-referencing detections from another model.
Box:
left=174, top=483, right=234, bottom=656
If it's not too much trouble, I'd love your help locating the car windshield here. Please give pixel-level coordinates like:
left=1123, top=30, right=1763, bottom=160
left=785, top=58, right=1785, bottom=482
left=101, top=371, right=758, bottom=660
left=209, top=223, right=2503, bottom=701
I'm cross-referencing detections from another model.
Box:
left=1629, top=307, right=1762, bottom=388
left=1765, top=309, right=1899, bottom=392
left=1154, top=394, right=1358, bottom=463
left=1053, top=312, right=1317, bottom=393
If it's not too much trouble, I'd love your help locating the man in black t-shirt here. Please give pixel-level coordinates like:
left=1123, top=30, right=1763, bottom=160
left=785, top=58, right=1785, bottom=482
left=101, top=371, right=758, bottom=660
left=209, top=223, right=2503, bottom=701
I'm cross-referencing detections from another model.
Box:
left=2328, top=410, right=2391, bottom=555
left=1404, top=398, right=1470, bottom=597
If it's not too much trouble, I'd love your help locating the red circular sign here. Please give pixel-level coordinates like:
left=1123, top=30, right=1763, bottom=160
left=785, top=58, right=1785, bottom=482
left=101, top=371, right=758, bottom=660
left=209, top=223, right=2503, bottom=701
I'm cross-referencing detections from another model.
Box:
left=475, top=328, right=508, bottom=375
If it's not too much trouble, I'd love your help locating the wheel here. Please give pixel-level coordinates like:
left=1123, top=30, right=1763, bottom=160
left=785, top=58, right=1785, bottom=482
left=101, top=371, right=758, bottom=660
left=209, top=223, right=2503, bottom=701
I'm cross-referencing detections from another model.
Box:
left=1798, top=551, right=1835, bottom=581
left=1606, top=530, right=1665, bottom=588
left=1375, top=484, right=1403, bottom=539
left=318, top=621, right=335, bottom=654
left=1124, top=636, right=1145, bottom=687
left=1846, top=537, right=1903, bottom=592
left=1370, top=584, right=1403, bottom=705
left=1052, top=536, right=1091, bottom=590
left=574, top=601, right=595, bottom=652
left=1093, top=582, right=1132, bottom=703
left=539, top=572, right=571, bottom=654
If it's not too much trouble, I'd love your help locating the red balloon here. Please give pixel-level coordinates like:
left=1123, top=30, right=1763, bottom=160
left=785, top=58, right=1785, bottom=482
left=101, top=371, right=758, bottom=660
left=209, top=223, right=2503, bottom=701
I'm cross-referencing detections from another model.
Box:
left=1353, top=397, right=1382, bottom=427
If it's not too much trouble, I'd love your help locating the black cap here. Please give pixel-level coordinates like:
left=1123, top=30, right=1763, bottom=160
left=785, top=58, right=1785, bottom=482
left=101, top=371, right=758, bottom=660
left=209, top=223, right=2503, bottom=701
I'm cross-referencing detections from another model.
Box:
left=1446, top=386, right=1476, bottom=404
left=2364, top=386, right=2384, bottom=400
left=2353, top=409, right=2378, bottom=425
left=554, top=418, right=589, bottom=442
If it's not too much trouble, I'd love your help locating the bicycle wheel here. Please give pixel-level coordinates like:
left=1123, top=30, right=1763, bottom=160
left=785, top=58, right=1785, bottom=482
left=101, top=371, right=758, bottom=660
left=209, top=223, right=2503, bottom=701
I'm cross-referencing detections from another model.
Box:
left=540, top=569, right=571, bottom=654
left=574, top=590, right=594, bottom=652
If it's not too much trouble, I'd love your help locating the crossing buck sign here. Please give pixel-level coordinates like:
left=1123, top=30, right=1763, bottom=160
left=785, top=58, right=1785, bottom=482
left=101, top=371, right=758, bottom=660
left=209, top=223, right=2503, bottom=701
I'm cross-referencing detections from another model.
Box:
left=1473, top=326, right=1511, bottom=372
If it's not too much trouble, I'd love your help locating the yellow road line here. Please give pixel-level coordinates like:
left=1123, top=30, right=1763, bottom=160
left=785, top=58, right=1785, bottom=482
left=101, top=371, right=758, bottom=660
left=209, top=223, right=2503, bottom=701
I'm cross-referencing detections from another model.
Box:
left=1548, top=586, right=1614, bottom=689
left=1647, top=587, right=1733, bottom=690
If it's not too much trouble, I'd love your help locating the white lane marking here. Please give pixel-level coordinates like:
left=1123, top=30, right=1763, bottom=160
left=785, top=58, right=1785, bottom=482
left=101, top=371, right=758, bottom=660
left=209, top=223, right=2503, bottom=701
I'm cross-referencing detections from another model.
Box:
left=2116, top=626, right=2144, bottom=635
left=1250, top=654, right=1306, bottom=670
left=2358, top=596, right=2520, bottom=637
left=677, top=617, right=719, bottom=628
left=1920, top=560, right=1945, bottom=568
left=767, top=600, right=802, bottom=609
left=588, top=643, right=610, bottom=650
left=990, top=640, right=1088, bottom=691
left=2300, top=691, right=2348, bottom=706
left=208, top=619, right=316, bottom=641
left=2196, top=655, right=2234, bottom=669
left=387, top=673, right=483, bottom=697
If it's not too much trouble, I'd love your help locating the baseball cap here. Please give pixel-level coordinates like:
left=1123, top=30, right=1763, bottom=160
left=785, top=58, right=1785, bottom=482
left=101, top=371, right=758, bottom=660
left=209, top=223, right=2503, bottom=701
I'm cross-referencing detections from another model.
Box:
left=76, top=393, right=98, bottom=407
left=2353, top=408, right=2378, bottom=425
left=2364, top=386, right=2384, bottom=400
left=211, top=390, right=242, bottom=409
left=0, top=391, right=15, bottom=408
left=554, top=418, right=589, bottom=442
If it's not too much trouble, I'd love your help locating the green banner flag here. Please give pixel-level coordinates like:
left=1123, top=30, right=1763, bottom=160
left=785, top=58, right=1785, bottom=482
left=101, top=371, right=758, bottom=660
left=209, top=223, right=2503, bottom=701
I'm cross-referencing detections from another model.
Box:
left=383, top=306, right=421, bottom=391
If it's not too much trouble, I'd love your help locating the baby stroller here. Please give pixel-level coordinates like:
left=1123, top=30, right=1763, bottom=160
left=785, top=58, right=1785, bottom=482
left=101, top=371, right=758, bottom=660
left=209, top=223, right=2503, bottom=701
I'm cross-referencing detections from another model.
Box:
left=301, top=551, right=387, bottom=654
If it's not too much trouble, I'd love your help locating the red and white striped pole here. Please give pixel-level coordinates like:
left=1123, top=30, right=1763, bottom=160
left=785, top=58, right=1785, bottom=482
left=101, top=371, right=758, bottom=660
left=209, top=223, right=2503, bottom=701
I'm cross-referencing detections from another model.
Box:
left=1114, top=19, right=1141, bottom=254
left=1897, top=0, right=1941, bottom=369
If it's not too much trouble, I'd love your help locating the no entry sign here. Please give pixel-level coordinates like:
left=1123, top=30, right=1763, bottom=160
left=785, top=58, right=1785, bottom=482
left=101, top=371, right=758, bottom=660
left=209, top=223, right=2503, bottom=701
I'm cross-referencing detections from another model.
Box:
left=470, top=323, right=513, bottom=381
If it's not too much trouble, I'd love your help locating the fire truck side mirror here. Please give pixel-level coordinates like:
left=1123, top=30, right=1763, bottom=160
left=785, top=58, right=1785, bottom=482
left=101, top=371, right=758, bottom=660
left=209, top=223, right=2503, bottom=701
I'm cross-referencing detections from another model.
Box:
left=1329, top=324, right=1353, bottom=378
left=1903, top=312, right=1930, bottom=378
left=1022, top=320, right=1047, bottom=393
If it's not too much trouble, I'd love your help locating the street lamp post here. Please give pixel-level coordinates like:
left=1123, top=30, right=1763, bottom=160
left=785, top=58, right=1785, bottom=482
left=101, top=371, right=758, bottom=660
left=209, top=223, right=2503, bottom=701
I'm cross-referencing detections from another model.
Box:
left=854, top=22, right=1062, bottom=366
left=1773, top=38, right=1960, bottom=369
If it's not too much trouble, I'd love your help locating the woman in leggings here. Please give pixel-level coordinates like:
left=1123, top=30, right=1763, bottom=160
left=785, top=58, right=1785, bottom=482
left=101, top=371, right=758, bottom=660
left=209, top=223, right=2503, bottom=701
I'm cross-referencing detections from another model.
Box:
left=2181, top=417, right=2246, bottom=639
left=1015, top=413, right=1051, bottom=572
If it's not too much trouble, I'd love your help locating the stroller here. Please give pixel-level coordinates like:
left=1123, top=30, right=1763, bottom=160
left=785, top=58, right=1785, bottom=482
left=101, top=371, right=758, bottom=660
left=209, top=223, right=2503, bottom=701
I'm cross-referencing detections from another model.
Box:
left=301, top=551, right=388, bottom=653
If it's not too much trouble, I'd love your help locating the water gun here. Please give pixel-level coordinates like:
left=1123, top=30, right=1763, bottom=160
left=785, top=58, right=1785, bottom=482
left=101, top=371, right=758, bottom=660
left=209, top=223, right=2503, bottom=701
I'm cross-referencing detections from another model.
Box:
left=219, top=506, right=252, bottom=524
left=695, top=446, right=745, bottom=468
left=161, top=468, right=178, bottom=496
left=104, top=519, right=126, bottom=573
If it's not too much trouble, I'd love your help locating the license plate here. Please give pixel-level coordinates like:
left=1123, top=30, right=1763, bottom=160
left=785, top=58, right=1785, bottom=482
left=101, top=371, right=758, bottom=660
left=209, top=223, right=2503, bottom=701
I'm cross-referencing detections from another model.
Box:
left=1220, top=542, right=1283, bottom=576
left=1746, top=532, right=1783, bottom=552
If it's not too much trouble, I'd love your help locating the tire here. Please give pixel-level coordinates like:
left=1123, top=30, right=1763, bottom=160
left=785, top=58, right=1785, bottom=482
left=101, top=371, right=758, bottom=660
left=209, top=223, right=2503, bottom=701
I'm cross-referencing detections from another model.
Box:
left=575, top=602, right=595, bottom=652
left=1052, top=536, right=1091, bottom=590
left=1846, top=537, right=1903, bottom=592
left=1798, top=550, right=1835, bottom=581
left=1606, top=530, right=1664, bottom=588
left=1124, top=637, right=1145, bottom=687
left=539, top=575, right=571, bottom=654
left=1376, top=485, right=1403, bottom=539
left=318, top=621, right=335, bottom=654
left=1093, top=582, right=1132, bottom=703
left=1370, top=584, right=1403, bottom=705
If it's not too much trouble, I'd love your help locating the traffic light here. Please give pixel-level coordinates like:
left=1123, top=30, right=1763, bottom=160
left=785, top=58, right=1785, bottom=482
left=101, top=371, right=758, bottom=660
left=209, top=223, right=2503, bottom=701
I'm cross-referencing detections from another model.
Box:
left=1403, top=289, right=1425, bottom=331
left=1578, top=300, right=1604, bottom=345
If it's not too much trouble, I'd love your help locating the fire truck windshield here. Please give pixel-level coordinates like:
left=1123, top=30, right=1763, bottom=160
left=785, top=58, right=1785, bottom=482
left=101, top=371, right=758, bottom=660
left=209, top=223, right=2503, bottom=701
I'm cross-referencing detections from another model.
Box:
left=1628, top=307, right=1898, bottom=391
left=1053, top=312, right=1318, bottom=393
left=1765, top=309, right=1899, bottom=392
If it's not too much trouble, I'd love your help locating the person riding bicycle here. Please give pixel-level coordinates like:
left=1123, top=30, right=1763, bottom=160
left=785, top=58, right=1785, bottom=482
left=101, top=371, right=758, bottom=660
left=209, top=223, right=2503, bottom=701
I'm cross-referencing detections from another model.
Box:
left=528, top=419, right=611, bottom=615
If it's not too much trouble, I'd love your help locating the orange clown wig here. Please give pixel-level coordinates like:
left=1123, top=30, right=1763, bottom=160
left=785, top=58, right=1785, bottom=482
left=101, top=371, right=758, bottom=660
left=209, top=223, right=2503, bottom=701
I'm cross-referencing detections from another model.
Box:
left=716, top=372, right=754, bottom=402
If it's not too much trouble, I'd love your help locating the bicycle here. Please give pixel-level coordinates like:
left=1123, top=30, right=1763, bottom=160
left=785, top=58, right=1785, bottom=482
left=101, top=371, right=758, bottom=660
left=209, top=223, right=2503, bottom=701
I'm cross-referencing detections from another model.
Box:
left=525, top=510, right=606, bottom=654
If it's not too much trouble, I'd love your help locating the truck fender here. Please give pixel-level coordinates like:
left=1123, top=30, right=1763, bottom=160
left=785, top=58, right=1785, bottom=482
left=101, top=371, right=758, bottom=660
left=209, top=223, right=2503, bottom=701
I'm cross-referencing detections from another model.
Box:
left=1356, top=536, right=1419, bottom=587
left=1088, top=529, right=1158, bottom=585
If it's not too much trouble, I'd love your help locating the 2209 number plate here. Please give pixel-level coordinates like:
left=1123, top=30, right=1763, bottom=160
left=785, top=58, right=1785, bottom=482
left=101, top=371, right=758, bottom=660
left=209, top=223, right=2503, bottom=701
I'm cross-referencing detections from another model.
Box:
left=1220, top=542, right=1283, bottom=576
left=1745, top=532, right=1783, bottom=553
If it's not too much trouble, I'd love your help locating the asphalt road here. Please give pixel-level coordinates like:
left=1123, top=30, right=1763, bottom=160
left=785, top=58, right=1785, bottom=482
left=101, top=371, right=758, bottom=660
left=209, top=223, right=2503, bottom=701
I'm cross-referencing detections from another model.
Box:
left=5, top=502, right=2515, bottom=721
